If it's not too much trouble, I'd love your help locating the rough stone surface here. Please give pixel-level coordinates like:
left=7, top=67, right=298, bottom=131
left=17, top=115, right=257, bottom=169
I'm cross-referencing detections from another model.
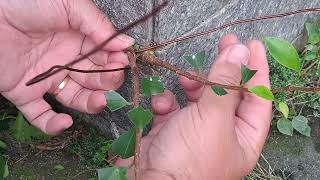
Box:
left=88, top=0, right=320, bottom=136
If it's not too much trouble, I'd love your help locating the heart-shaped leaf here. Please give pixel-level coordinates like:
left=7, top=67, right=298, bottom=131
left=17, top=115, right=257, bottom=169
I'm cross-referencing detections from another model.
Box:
left=249, top=86, right=274, bottom=101
left=128, top=106, right=153, bottom=129
left=303, top=51, right=317, bottom=61
left=98, top=167, right=127, bottom=180
left=111, top=129, right=135, bottom=159
left=183, top=51, right=206, bottom=70
left=277, top=118, right=293, bottom=136
left=241, top=64, right=257, bottom=85
left=306, top=23, right=320, bottom=44
left=141, top=76, right=165, bottom=96
left=106, top=91, right=129, bottom=112
left=211, top=86, right=228, bottom=96
left=264, top=37, right=301, bottom=72
left=292, top=116, right=311, bottom=137
left=278, top=102, right=289, bottom=119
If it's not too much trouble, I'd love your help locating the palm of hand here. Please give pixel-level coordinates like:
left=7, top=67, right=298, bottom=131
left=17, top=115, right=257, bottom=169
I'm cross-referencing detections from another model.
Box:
left=0, top=0, right=134, bottom=135
left=117, top=34, right=272, bottom=180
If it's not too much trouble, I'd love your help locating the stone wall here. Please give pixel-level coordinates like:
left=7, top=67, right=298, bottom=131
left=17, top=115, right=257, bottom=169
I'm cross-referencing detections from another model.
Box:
left=85, top=0, right=320, bottom=137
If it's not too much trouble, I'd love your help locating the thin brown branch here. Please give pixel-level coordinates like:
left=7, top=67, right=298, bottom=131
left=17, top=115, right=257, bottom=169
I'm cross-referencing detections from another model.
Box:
left=139, top=8, right=320, bottom=52
left=141, top=53, right=320, bottom=95
left=141, top=52, right=248, bottom=92
left=128, top=49, right=142, bottom=180
left=25, top=0, right=170, bottom=86
left=272, top=86, right=320, bottom=93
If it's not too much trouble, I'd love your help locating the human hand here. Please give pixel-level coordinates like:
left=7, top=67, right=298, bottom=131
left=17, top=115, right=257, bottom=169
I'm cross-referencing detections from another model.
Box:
left=117, top=34, right=272, bottom=179
left=0, top=0, right=134, bottom=135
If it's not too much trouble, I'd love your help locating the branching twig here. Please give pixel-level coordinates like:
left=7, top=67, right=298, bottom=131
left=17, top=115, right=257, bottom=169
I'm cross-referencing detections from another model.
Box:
left=128, top=48, right=142, bottom=180
left=141, top=52, right=320, bottom=94
left=272, top=86, right=320, bottom=93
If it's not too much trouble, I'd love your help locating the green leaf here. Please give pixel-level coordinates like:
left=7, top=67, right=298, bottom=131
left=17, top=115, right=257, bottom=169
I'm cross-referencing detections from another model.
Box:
left=133, top=43, right=141, bottom=51
left=141, top=76, right=165, bottom=96
left=10, top=113, right=50, bottom=142
left=306, top=23, right=320, bottom=44
left=292, top=116, right=311, bottom=137
left=305, top=44, right=318, bottom=52
left=98, top=167, right=127, bottom=180
left=277, top=118, right=293, bottom=136
left=128, top=107, right=153, bottom=129
left=3, top=164, right=9, bottom=178
left=111, top=129, right=135, bottom=159
left=183, top=51, right=206, bottom=70
left=54, top=165, right=65, bottom=171
left=249, top=86, right=274, bottom=101
left=278, top=102, right=289, bottom=119
left=0, top=140, right=7, bottom=150
left=264, top=37, right=301, bottom=72
left=303, top=51, right=317, bottom=61
left=0, top=156, right=6, bottom=178
left=241, top=64, right=257, bottom=85
left=317, top=63, right=320, bottom=78
left=106, top=91, right=130, bottom=112
left=211, top=86, right=228, bottom=96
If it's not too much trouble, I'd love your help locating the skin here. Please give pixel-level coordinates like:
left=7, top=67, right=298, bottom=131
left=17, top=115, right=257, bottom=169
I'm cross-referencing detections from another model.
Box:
left=0, top=0, right=134, bottom=135
left=0, top=0, right=272, bottom=179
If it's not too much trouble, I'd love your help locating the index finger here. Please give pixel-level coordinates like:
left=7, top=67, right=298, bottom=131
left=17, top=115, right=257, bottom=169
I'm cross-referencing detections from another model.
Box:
left=236, top=40, right=272, bottom=153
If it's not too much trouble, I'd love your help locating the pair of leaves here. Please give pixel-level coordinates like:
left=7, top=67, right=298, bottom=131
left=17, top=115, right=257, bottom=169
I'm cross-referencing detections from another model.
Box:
left=210, top=64, right=257, bottom=97
left=111, top=107, right=154, bottom=159
left=277, top=116, right=311, bottom=137
left=98, top=167, right=127, bottom=180
left=10, top=113, right=49, bottom=142
left=106, top=76, right=165, bottom=112
left=211, top=67, right=272, bottom=100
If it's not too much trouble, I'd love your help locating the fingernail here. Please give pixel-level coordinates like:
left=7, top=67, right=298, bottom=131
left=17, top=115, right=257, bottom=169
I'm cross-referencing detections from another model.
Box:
left=116, top=34, right=135, bottom=45
left=227, top=44, right=250, bottom=66
left=64, top=119, right=73, bottom=130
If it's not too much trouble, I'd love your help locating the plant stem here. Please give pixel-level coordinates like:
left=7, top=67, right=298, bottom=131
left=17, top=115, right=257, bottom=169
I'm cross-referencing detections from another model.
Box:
left=128, top=49, right=142, bottom=180
left=141, top=52, right=247, bottom=91
left=141, top=52, right=320, bottom=94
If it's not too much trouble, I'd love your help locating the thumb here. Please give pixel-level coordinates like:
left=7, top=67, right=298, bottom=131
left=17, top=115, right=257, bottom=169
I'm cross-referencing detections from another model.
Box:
left=64, top=0, right=134, bottom=51
left=200, top=44, right=250, bottom=110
